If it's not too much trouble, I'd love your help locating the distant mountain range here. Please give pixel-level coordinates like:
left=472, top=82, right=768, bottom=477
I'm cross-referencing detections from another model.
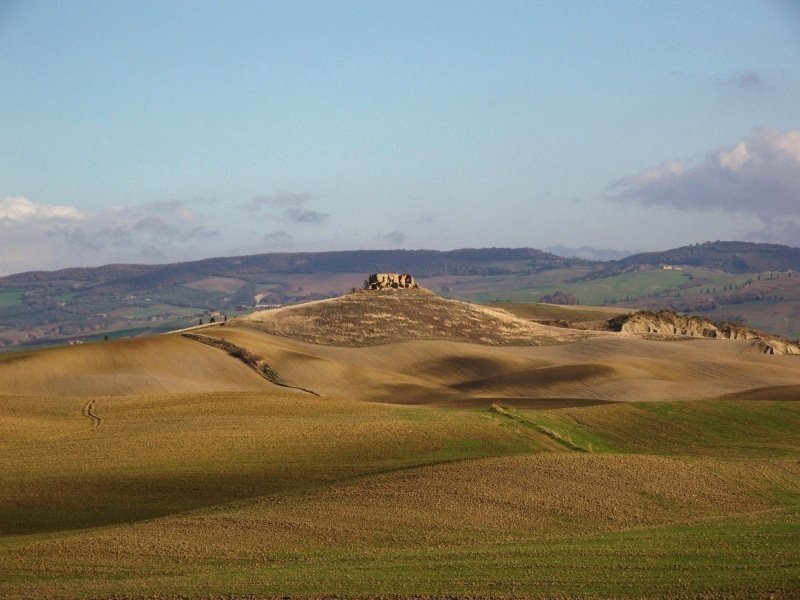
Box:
left=1, top=241, right=798, bottom=350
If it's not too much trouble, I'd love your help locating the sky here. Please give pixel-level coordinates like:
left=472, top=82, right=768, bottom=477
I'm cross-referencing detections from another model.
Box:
left=1, top=0, right=799, bottom=275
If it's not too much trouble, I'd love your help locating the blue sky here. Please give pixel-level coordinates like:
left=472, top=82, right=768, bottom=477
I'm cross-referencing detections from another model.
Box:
left=1, top=0, right=799, bottom=274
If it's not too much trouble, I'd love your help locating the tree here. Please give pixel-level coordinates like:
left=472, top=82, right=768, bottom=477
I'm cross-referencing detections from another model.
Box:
left=541, top=291, right=579, bottom=305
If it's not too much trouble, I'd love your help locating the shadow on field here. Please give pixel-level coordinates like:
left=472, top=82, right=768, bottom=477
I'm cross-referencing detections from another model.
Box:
left=451, top=363, right=616, bottom=394
left=3, top=470, right=311, bottom=536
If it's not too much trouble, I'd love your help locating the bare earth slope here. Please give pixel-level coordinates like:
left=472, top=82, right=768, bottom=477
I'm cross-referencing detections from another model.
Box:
left=612, top=310, right=800, bottom=355
left=200, top=324, right=800, bottom=404
left=0, top=335, right=273, bottom=396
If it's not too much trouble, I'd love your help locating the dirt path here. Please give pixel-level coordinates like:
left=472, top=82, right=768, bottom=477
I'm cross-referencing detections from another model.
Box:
left=81, top=399, right=102, bottom=428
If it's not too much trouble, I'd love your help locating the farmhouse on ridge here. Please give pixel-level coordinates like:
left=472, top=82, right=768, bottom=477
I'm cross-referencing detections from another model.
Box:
left=365, top=273, right=418, bottom=290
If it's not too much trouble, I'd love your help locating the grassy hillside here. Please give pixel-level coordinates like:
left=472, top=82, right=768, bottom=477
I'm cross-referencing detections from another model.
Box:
left=426, top=267, right=800, bottom=339
left=509, top=399, right=800, bottom=456
left=5, top=301, right=800, bottom=404
left=1, top=390, right=798, bottom=598
left=451, top=267, right=760, bottom=305
left=618, top=272, right=800, bottom=340
left=486, top=302, right=629, bottom=321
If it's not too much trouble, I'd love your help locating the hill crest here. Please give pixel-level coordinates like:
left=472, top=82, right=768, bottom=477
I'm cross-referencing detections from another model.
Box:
left=239, top=288, right=592, bottom=347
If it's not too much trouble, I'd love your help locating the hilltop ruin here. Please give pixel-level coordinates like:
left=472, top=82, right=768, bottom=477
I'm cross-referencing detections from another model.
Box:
left=365, top=273, right=419, bottom=290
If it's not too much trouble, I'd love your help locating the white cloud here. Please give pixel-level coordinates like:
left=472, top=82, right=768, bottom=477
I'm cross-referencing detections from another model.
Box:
left=0, top=196, right=87, bottom=223
left=0, top=197, right=221, bottom=276
left=606, top=128, right=800, bottom=219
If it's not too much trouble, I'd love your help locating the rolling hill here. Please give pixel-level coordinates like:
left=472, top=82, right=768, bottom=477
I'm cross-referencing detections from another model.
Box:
left=0, top=334, right=275, bottom=397
left=202, top=302, right=800, bottom=405
left=1, top=287, right=799, bottom=598
left=5, top=289, right=797, bottom=404
left=240, top=287, right=592, bottom=346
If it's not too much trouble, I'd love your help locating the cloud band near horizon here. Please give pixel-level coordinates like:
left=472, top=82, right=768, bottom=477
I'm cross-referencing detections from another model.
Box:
left=606, top=128, right=800, bottom=218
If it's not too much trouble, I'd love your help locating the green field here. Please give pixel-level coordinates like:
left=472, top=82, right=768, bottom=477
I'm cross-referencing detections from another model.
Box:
left=1, top=392, right=798, bottom=598
left=474, top=269, right=800, bottom=338
left=468, top=268, right=760, bottom=305
left=429, top=267, right=762, bottom=306
left=0, top=289, right=23, bottom=307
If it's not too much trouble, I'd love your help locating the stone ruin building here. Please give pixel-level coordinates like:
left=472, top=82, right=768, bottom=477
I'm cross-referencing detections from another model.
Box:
left=365, top=273, right=418, bottom=290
